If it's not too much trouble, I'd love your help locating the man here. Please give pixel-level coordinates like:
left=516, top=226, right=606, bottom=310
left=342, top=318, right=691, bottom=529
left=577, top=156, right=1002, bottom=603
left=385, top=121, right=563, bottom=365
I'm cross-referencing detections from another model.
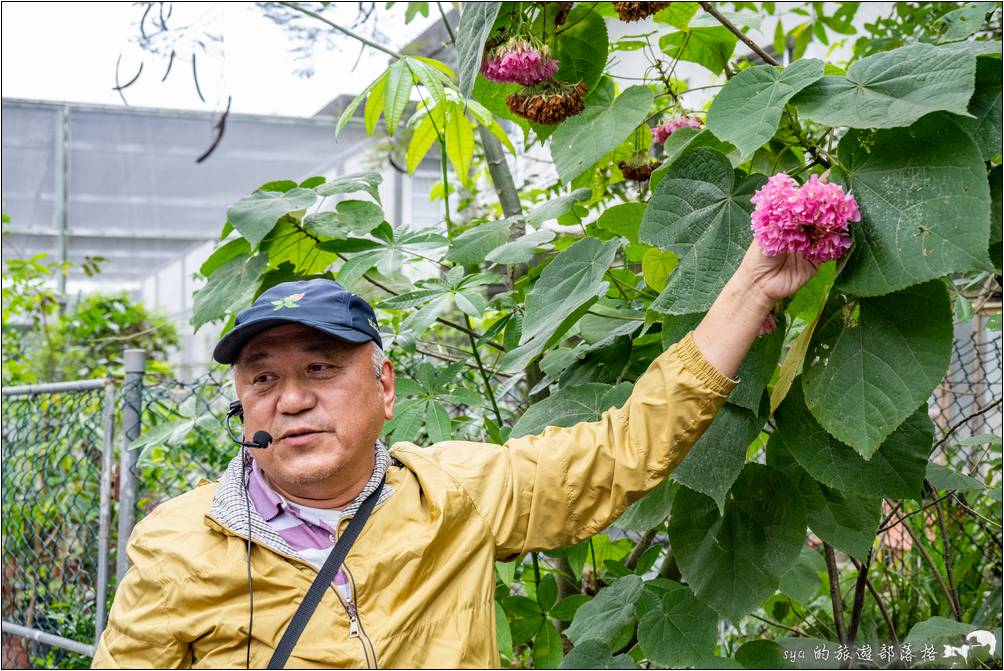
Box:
left=93, top=242, right=817, bottom=668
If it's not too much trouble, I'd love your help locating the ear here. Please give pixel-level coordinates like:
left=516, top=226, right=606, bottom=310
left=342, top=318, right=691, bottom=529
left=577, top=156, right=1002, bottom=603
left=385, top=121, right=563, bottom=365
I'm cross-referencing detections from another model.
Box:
left=379, top=358, right=396, bottom=421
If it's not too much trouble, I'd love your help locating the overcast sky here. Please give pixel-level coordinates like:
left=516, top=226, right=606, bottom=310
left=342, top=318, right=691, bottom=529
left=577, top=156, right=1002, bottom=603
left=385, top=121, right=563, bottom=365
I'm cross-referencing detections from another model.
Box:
left=1, top=2, right=439, bottom=118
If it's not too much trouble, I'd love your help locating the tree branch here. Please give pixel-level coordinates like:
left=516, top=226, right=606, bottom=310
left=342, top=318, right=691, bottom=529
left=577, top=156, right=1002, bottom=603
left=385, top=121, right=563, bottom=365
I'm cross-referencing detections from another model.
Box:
left=625, top=528, right=658, bottom=570
left=848, top=555, right=899, bottom=647
left=846, top=549, right=873, bottom=642
left=929, top=483, right=963, bottom=620
left=278, top=2, right=403, bottom=59
left=697, top=1, right=780, bottom=65
left=823, top=543, right=848, bottom=644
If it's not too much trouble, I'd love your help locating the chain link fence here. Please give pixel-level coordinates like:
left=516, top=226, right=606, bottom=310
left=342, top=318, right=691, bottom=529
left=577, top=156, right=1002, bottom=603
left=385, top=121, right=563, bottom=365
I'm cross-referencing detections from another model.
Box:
left=1, top=324, right=1002, bottom=668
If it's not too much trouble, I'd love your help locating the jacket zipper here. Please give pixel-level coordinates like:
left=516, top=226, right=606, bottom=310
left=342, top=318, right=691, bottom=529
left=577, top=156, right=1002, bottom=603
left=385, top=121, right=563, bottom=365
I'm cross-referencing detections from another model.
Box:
left=205, top=514, right=373, bottom=667
left=343, top=565, right=379, bottom=668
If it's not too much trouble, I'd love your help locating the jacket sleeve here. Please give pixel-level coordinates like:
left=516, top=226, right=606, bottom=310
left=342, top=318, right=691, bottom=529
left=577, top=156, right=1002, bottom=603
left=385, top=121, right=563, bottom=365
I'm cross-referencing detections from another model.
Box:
left=412, top=331, right=738, bottom=560
left=92, top=529, right=192, bottom=668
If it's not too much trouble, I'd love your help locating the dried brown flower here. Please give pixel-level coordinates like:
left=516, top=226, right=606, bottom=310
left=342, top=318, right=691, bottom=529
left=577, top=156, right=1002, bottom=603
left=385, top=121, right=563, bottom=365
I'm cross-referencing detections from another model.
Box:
left=612, top=2, right=671, bottom=22
left=618, top=159, right=663, bottom=182
left=506, top=81, right=588, bottom=125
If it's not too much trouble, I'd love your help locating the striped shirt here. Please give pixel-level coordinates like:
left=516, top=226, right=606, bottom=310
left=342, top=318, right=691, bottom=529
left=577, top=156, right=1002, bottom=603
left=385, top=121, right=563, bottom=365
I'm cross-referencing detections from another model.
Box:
left=246, top=460, right=355, bottom=600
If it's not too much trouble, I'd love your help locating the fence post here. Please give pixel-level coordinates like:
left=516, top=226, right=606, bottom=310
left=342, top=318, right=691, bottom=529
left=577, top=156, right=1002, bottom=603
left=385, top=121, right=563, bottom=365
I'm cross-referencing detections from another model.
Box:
left=95, top=381, right=116, bottom=645
left=116, top=349, right=146, bottom=585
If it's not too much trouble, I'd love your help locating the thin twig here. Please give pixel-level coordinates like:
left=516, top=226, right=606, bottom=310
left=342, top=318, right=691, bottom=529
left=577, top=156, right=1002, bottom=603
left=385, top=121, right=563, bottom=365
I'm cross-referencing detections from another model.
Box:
left=436, top=2, right=456, bottom=43
left=279, top=2, right=404, bottom=59
left=823, top=543, right=848, bottom=644
left=848, top=555, right=899, bottom=647
left=901, top=518, right=959, bottom=617
left=878, top=493, right=953, bottom=533
left=846, top=548, right=873, bottom=642
left=931, top=396, right=1003, bottom=453
left=749, top=613, right=806, bottom=636
left=697, top=1, right=780, bottom=65
left=625, top=528, right=658, bottom=570
left=929, top=483, right=963, bottom=620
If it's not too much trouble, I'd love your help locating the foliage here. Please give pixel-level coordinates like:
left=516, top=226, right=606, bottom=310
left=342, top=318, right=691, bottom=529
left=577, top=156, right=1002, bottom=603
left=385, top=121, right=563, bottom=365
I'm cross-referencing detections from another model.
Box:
left=150, top=1, right=1003, bottom=668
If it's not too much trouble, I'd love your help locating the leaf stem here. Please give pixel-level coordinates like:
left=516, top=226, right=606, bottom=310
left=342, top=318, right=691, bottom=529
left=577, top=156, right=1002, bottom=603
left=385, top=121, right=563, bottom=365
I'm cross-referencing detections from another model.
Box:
left=278, top=2, right=404, bottom=59
left=823, top=542, right=848, bottom=644
left=464, top=315, right=504, bottom=427
left=697, top=1, right=780, bottom=65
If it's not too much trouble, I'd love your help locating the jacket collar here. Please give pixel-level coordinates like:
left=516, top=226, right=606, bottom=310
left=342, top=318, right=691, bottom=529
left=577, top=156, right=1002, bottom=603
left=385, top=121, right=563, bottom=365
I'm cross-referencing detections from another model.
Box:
left=206, top=441, right=395, bottom=558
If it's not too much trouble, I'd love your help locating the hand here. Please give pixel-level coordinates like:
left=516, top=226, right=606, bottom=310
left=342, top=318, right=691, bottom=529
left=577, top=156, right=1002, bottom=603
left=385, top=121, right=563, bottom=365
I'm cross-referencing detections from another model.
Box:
left=737, top=241, right=820, bottom=304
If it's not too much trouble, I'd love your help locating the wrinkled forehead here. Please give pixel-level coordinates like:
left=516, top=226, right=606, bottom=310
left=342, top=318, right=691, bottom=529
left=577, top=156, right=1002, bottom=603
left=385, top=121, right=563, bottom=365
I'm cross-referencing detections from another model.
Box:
left=236, top=324, right=359, bottom=367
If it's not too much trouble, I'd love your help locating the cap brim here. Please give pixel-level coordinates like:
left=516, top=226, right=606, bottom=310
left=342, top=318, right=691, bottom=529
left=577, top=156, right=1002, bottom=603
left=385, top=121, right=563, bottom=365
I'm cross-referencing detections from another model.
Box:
left=212, top=317, right=373, bottom=365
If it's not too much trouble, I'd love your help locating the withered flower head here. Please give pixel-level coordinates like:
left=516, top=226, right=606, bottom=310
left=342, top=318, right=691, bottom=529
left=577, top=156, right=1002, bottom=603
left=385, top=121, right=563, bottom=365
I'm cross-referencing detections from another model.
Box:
left=506, top=81, right=588, bottom=125
left=618, top=158, right=663, bottom=182
left=612, top=2, right=671, bottom=22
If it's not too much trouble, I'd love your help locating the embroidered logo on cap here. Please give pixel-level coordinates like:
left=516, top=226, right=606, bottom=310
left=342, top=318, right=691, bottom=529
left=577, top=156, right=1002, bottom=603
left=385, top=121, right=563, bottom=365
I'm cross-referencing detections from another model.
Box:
left=271, top=292, right=305, bottom=310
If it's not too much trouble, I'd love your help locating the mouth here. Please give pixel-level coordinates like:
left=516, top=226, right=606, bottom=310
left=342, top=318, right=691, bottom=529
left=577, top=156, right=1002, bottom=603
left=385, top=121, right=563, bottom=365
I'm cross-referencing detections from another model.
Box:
left=279, top=428, right=326, bottom=446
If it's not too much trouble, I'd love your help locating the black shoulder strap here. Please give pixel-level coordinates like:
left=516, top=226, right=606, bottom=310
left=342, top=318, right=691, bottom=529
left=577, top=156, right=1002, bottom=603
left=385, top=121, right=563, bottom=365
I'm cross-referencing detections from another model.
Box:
left=267, top=481, right=383, bottom=669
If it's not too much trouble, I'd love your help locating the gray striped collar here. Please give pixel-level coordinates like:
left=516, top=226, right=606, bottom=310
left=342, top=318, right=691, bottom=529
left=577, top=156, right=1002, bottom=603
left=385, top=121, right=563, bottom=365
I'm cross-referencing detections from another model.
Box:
left=206, top=441, right=394, bottom=559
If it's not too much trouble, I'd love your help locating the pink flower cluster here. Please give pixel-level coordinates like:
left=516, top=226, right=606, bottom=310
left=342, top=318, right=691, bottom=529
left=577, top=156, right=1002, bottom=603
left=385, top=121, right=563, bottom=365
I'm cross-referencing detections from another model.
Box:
left=750, top=173, right=860, bottom=264
left=650, top=117, right=703, bottom=144
left=481, top=40, right=559, bottom=85
left=758, top=312, right=777, bottom=336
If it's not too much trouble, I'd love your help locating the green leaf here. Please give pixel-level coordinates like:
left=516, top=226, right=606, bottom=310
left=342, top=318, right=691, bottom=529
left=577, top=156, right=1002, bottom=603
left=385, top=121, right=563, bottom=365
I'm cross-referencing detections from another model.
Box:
left=200, top=238, right=250, bottom=276
left=383, top=59, right=413, bottom=135
left=904, top=617, right=1002, bottom=667
left=226, top=188, right=317, bottom=251
left=772, top=383, right=931, bottom=501
left=405, top=57, right=448, bottom=114
left=766, top=434, right=882, bottom=561
left=386, top=399, right=425, bottom=445
left=533, top=619, right=564, bottom=669
left=792, top=43, right=977, bottom=129
left=471, top=74, right=529, bottom=135
left=669, top=464, right=806, bottom=622
left=425, top=400, right=452, bottom=443
left=616, top=478, right=677, bottom=533
left=957, top=57, right=1002, bottom=160
left=444, top=101, right=476, bottom=182
left=735, top=641, right=786, bottom=670
left=336, top=76, right=381, bottom=138
left=192, top=254, right=268, bottom=330
left=537, top=573, right=558, bottom=612
left=641, top=248, right=678, bottom=292
left=926, top=463, right=986, bottom=492
left=402, top=294, right=452, bottom=339
left=551, top=595, right=591, bottom=622
left=406, top=113, right=441, bottom=174
left=485, top=229, right=555, bottom=265
left=833, top=117, right=993, bottom=296
left=314, top=171, right=383, bottom=203
left=511, top=381, right=632, bottom=439
left=551, top=5, right=608, bottom=95
left=672, top=403, right=762, bottom=513
left=495, top=601, right=513, bottom=659
left=639, top=148, right=765, bottom=314
left=637, top=582, right=719, bottom=668
left=690, top=9, right=764, bottom=31
left=261, top=218, right=339, bottom=275
left=549, top=85, right=655, bottom=183
left=303, top=200, right=384, bottom=239
left=447, top=220, right=510, bottom=264
left=707, top=59, right=823, bottom=160
left=558, top=640, right=637, bottom=669
left=500, top=238, right=620, bottom=372
left=565, top=575, right=645, bottom=645
left=933, top=2, right=998, bottom=43
left=334, top=250, right=380, bottom=288
left=650, top=129, right=738, bottom=190
left=653, top=3, right=698, bottom=29
left=364, top=73, right=387, bottom=136
left=528, top=188, right=593, bottom=226
left=778, top=548, right=825, bottom=604
left=595, top=203, right=646, bottom=243
left=803, top=281, right=953, bottom=457
left=457, top=2, right=501, bottom=98
left=659, top=27, right=738, bottom=76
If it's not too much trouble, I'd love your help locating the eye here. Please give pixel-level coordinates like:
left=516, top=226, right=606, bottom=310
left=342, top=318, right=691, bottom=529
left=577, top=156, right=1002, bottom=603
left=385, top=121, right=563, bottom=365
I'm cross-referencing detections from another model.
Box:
left=252, top=373, right=275, bottom=386
left=308, top=362, right=336, bottom=374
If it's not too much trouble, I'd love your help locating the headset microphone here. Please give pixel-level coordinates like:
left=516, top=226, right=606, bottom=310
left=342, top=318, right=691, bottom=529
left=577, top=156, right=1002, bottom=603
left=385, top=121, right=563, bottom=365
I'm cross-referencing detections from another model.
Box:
left=226, top=400, right=273, bottom=449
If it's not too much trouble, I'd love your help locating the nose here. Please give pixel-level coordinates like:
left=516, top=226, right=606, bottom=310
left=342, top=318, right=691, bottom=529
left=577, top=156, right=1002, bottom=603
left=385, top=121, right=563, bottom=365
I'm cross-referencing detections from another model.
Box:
left=274, top=379, right=317, bottom=415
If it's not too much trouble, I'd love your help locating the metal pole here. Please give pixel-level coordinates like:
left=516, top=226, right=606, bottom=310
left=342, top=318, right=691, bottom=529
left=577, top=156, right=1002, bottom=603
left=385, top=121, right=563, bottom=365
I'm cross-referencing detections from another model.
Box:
left=95, top=381, right=117, bottom=643
left=1, top=621, right=95, bottom=658
left=115, top=349, right=146, bottom=584
left=56, top=104, right=70, bottom=296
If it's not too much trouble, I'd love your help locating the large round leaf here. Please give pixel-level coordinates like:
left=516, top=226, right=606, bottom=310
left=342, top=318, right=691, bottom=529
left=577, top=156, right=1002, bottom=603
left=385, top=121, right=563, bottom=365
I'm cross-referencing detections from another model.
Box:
left=511, top=382, right=632, bottom=439
left=551, top=5, right=607, bottom=96
left=668, top=464, right=806, bottom=622
left=565, top=575, right=645, bottom=645
left=802, top=280, right=952, bottom=457
left=773, top=383, right=931, bottom=502
left=707, top=59, right=823, bottom=160
left=792, top=43, right=976, bottom=129
left=833, top=116, right=993, bottom=297
left=671, top=403, right=762, bottom=513
left=957, top=56, right=1002, bottom=161
left=557, top=640, right=637, bottom=670
left=766, top=432, right=882, bottom=561
left=226, top=188, right=318, bottom=250
left=639, top=149, right=766, bottom=315
left=637, top=582, right=719, bottom=668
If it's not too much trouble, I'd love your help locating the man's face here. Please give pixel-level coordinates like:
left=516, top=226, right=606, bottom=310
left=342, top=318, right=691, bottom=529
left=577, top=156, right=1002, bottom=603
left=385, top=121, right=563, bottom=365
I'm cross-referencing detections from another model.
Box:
left=234, top=324, right=395, bottom=505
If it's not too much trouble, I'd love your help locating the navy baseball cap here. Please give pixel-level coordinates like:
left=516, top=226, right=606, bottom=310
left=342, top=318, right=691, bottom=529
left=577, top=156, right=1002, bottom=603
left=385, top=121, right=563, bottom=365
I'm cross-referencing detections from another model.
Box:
left=212, top=279, right=382, bottom=365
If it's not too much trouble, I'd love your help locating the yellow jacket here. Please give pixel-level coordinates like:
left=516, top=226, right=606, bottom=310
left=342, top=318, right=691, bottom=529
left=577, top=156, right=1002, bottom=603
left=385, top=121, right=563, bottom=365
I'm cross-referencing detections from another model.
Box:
left=93, top=332, right=736, bottom=668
